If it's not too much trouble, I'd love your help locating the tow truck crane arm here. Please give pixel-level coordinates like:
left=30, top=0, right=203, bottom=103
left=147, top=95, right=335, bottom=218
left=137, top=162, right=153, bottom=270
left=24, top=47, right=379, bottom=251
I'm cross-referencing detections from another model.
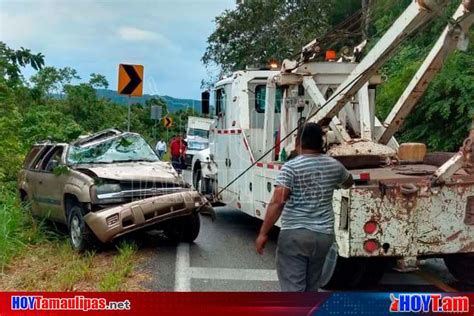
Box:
left=378, top=4, right=474, bottom=144
left=308, top=0, right=453, bottom=126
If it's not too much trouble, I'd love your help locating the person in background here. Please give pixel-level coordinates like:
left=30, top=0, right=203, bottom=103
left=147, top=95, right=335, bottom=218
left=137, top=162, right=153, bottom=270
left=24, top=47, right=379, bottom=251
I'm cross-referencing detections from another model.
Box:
left=155, top=138, right=167, bottom=160
left=255, top=123, right=353, bottom=292
left=169, top=133, right=187, bottom=171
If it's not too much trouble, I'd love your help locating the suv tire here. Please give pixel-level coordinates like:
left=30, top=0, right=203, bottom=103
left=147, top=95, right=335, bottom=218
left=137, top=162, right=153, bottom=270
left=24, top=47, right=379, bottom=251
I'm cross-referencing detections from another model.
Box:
left=67, top=204, right=96, bottom=252
left=20, top=192, right=33, bottom=214
left=164, top=213, right=201, bottom=243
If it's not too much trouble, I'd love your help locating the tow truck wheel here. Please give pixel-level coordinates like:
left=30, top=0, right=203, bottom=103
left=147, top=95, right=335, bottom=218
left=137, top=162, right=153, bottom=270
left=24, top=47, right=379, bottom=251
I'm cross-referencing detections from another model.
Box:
left=193, top=165, right=212, bottom=195
left=67, top=205, right=95, bottom=252
left=193, top=166, right=202, bottom=192
left=322, top=257, right=366, bottom=289
left=164, top=213, right=201, bottom=243
left=444, top=253, right=474, bottom=285
left=322, top=257, right=387, bottom=289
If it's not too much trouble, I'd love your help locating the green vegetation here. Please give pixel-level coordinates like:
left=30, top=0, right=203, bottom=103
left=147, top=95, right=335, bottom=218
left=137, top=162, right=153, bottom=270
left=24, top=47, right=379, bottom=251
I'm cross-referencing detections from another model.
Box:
left=0, top=189, right=50, bottom=272
left=0, top=240, right=146, bottom=291
left=0, top=42, right=192, bottom=288
left=98, top=242, right=137, bottom=291
left=204, top=0, right=473, bottom=151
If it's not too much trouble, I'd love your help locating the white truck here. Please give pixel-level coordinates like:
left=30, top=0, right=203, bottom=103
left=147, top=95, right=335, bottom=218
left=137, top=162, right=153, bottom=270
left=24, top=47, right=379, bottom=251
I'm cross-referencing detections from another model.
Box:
left=192, top=0, right=474, bottom=287
left=185, top=116, right=213, bottom=167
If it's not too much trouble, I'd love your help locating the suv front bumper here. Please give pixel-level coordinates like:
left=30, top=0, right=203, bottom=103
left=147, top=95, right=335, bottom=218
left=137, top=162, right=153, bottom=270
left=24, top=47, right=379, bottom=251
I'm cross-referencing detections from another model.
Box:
left=84, top=190, right=215, bottom=243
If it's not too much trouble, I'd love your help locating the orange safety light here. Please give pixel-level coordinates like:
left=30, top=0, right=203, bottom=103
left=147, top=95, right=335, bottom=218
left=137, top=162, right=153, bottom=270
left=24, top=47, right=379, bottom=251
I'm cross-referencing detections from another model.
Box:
left=325, top=50, right=337, bottom=61
left=269, top=59, right=279, bottom=69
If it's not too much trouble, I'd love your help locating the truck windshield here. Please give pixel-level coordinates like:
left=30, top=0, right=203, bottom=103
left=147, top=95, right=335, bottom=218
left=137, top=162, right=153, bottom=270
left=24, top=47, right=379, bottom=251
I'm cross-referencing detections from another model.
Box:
left=188, top=128, right=209, bottom=138
left=67, top=134, right=159, bottom=164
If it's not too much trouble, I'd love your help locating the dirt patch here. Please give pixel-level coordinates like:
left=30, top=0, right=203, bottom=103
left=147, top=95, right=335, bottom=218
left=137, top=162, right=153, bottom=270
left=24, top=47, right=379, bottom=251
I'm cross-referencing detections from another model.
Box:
left=0, top=242, right=154, bottom=291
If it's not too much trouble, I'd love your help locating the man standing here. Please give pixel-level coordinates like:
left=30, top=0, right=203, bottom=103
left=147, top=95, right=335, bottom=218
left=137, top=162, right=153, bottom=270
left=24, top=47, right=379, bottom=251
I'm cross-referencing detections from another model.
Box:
left=255, top=123, right=353, bottom=292
left=155, top=138, right=167, bottom=159
left=169, top=134, right=187, bottom=171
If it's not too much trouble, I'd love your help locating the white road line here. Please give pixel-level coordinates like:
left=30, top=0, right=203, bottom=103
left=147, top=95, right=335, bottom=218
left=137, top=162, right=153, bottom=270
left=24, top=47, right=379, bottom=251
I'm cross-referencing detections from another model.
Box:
left=190, top=267, right=278, bottom=281
left=174, top=243, right=191, bottom=292
left=174, top=241, right=278, bottom=291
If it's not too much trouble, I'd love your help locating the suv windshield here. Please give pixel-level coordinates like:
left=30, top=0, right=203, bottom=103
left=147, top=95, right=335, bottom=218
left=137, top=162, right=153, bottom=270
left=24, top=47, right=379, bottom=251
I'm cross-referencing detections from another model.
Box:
left=67, top=134, right=159, bottom=164
left=188, top=128, right=209, bottom=138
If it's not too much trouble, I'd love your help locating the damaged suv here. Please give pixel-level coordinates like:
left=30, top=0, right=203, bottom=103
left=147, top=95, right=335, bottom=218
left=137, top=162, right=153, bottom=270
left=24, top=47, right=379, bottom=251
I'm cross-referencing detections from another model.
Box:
left=18, top=129, right=215, bottom=251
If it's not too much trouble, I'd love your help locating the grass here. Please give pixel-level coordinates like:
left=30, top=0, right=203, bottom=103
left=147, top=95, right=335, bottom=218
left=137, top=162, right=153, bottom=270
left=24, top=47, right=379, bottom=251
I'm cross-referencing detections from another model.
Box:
left=0, top=186, right=149, bottom=291
left=98, top=242, right=137, bottom=291
left=0, top=186, right=51, bottom=273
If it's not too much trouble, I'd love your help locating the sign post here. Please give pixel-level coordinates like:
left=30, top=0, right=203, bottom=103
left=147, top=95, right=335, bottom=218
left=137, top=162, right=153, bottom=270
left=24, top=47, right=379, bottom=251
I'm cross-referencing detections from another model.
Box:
left=151, top=105, right=162, bottom=140
left=118, top=64, right=144, bottom=131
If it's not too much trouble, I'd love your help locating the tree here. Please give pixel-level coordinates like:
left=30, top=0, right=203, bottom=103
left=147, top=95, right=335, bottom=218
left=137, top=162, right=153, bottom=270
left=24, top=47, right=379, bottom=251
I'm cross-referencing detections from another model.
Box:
left=202, top=0, right=334, bottom=74
left=89, top=73, right=109, bottom=89
left=0, top=42, right=44, bottom=87
left=31, top=66, right=80, bottom=98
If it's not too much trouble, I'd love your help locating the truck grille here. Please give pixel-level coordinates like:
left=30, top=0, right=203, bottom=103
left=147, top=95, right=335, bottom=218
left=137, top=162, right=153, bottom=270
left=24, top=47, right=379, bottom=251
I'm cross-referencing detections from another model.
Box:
left=465, top=196, right=474, bottom=225
left=120, top=181, right=184, bottom=200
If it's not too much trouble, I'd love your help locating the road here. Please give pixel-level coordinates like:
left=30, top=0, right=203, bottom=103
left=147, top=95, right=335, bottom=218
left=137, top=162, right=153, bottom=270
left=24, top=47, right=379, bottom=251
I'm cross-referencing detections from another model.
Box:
left=136, top=170, right=473, bottom=292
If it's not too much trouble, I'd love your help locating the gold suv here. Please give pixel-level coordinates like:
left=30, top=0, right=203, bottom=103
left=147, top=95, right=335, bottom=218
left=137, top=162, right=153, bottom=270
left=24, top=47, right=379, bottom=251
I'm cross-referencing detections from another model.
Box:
left=18, top=129, right=215, bottom=251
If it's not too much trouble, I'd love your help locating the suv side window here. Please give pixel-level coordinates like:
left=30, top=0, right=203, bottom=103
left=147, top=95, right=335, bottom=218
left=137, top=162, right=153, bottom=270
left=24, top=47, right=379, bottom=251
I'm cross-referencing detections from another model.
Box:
left=40, top=146, right=64, bottom=172
left=23, top=145, right=43, bottom=169
left=31, top=145, right=53, bottom=170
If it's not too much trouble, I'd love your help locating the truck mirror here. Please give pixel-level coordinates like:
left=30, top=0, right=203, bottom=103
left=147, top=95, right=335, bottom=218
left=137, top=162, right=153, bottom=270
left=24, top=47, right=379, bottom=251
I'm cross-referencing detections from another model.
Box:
left=201, top=91, right=210, bottom=115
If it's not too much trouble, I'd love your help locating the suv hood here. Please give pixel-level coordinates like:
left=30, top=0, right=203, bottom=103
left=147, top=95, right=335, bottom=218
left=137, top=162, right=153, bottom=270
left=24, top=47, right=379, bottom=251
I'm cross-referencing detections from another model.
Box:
left=76, top=161, right=181, bottom=183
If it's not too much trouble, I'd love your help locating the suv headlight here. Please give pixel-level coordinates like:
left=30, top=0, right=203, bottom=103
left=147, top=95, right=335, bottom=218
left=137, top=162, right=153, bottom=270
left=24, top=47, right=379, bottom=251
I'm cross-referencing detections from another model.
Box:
left=96, top=183, right=122, bottom=195
left=93, top=183, right=124, bottom=204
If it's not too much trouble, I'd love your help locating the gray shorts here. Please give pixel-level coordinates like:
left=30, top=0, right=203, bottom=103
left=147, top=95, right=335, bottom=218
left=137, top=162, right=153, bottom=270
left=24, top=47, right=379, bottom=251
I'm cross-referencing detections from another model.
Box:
left=276, top=228, right=334, bottom=292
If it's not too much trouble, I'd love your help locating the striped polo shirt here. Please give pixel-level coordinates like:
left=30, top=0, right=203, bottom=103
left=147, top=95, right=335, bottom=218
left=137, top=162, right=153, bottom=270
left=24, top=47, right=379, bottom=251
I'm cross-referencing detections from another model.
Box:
left=275, top=154, right=350, bottom=235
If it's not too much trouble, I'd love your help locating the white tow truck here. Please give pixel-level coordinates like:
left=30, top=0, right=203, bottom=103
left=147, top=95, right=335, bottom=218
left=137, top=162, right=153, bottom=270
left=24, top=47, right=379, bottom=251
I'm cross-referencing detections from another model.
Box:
left=185, top=116, right=213, bottom=167
left=192, top=0, right=474, bottom=287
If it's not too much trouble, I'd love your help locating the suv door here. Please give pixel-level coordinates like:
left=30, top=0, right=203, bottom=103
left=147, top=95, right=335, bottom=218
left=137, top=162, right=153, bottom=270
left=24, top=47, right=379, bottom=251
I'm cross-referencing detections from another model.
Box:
left=31, top=145, right=68, bottom=222
left=25, top=145, right=52, bottom=215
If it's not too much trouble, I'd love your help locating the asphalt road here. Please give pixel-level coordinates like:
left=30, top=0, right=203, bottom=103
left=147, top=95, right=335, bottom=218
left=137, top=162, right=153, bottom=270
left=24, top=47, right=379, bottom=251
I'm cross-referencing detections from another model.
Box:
left=136, top=170, right=473, bottom=292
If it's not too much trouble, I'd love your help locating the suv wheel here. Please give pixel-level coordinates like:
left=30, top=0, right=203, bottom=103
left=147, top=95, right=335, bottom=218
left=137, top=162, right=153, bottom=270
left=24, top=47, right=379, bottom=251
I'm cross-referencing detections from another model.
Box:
left=20, top=192, right=33, bottom=214
left=67, top=205, right=95, bottom=252
left=164, top=213, right=201, bottom=243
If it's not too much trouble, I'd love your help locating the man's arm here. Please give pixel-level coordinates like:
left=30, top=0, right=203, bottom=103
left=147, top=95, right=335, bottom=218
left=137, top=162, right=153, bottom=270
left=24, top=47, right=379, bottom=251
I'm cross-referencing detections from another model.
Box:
left=340, top=174, right=354, bottom=189
left=256, top=186, right=290, bottom=255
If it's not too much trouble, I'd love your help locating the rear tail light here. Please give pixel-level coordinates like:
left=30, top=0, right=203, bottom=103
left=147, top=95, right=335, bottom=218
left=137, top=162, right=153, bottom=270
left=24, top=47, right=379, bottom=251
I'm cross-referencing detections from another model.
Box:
left=364, top=239, right=379, bottom=253
left=353, top=172, right=371, bottom=183
left=363, top=221, right=378, bottom=234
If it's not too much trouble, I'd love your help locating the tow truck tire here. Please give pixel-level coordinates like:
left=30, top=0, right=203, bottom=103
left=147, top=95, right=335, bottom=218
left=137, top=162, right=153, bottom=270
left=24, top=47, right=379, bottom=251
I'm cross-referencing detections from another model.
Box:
left=164, top=213, right=201, bottom=243
left=193, top=165, right=212, bottom=195
left=67, top=205, right=96, bottom=252
left=444, top=253, right=474, bottom=285
left=322, top=257, right=387, bottom=289
left=359, top=257, right=389, bottom=287
left=322, top=257, right=366, bottom=289
left=193, top=166, right=202, bottom=192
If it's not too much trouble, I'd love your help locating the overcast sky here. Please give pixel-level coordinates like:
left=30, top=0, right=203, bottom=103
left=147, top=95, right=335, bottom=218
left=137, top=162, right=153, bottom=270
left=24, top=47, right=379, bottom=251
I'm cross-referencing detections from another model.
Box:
left=0, top=0, right=234, bottom=99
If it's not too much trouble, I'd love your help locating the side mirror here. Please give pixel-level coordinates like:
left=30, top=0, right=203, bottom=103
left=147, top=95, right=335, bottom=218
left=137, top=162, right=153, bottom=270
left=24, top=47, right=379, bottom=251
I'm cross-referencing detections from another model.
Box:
left=201, top=91, right=210, bottom=115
